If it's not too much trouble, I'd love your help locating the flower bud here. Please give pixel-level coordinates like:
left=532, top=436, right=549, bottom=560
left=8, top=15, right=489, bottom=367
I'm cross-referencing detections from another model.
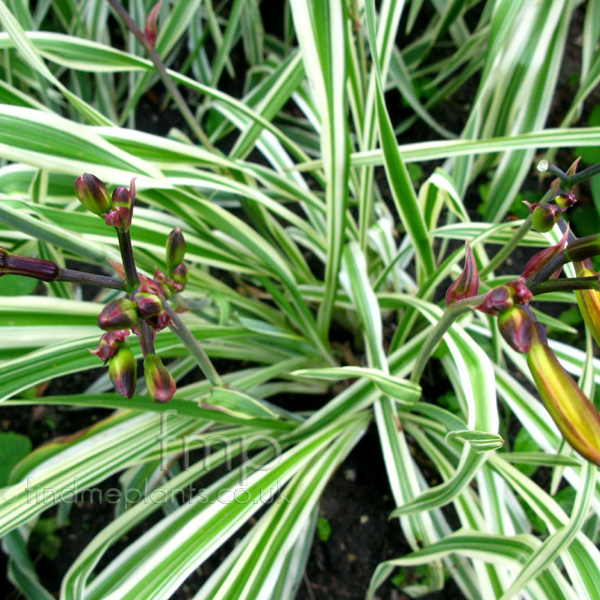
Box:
left=498, top=306, right=534, bottom=353
left=530, top=203, right=561, bottom=233
left=144, top=354, right=176, bottom=403
left=134, top=293, right=162, bottom=318
left=145, top=1, right=162, bottom=48
left=480, top=286, right=513, bottom=315
left=106, top=179, right=136, bottom=232
left=149, top=311, right=171, bottom=332
left=75, top=173, right=111, bottom=216
left=98, top=298, right=140, bottom=331
left=166, top=228, right=186, bottom=274
left=170, top=263, right=188, bottom=292
left=554, top=192, right=577, bottom=210
left=90, top=330, right=130, bottom=362
left=109, top=343, right=137, bottom=399
left=0, top=248, right=59, bottom=282
left=522, top=228, right=568, bottom=280
left=574, top=262, right=600, bottom=348
left=508, top=278, right=533, bottom=305
left=446, top=240, right=479, bottom=306
left=527, top=323, right=600, bottom=467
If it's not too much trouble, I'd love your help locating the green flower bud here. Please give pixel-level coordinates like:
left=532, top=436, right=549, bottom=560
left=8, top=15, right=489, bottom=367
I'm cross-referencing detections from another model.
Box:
left=109, top=343, right=137, bottom=399
left=554, top=192, right=576, bottom=210
left=531, top=203, right=561, bottom=233
left=166, top=228, right=186, bottom=274
left=171, top=263, right=189, bottom=292
left=134, top=293, right=163, bottom=319
left=75, top=174, right=111, bottom=216
left=98, top=298, right=140, bottom=331
left=144, top=354, right=176, bottom=403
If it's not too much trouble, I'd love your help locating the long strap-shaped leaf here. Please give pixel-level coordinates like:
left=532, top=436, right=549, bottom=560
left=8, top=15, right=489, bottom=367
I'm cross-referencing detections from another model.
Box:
left=368, top=530, right=578, bottom=600
left=363, top=0, right=435, bottom=283
left=194, top=417, right=368, bottom=599
left=342, top=242, right=444, bottom=590
left=377, top=294, right=498, bottom=516
left=0, top=0, right=111, bottom=125
left=83, top=416, right=361, bottom=600
left=491, top=455, right=600, bottom=600
left=289, top=0, right=349, bottom=342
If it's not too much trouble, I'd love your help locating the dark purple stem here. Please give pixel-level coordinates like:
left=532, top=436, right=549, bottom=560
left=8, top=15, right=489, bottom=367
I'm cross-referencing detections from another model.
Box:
left=138, top=319, right=156, bottom=357
left=58, top=268, right=127, bottom=291
left=116, top=229, right=140, bottom=290
left=105, top=0, right=213, bottom=149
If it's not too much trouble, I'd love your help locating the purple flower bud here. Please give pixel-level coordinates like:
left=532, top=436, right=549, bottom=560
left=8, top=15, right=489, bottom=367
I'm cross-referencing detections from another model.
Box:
left=107, top=179, right=136, bottom=232
left=134, top=292, right=163, bottom=318
left=498, top=306, right=534, bottom=353
left=480, top=286, right=513, bottom=315
left=509, top=279, right=533, bottom=305
left=75, top=173, right=111, bottom=216
left=166, top=228, right=186, bottom=274
left=98, top=298, right=140, bottom=331
left=109, top=343, right=137, bottom=399
left=530, top=203, right=562, bottom=233
left=170, top=263, right=188, bottom=292
left=104, top=208, right=124, bottom=229
left=522, top=228, right=569, bottom=280
left=144, top=354, right=176, bottom=403
left=446, top=240, right=479, bottom=306
left=90, top=330, right=130, bottom=362
left=0, top=247, right=59, bottom=281
left=145, top=1, right=162, bottom=48
left=147, top=310, right=171, bottom=333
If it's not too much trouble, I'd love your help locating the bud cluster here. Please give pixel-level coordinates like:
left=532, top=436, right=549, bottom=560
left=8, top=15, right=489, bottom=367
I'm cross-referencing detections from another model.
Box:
left=445, top=207, right=600, bottom=467
left=75, top=174, right=136, bottom=232
left=93, top=285, right=175, bottom=402
left=87, top=217, right=192, bottom=402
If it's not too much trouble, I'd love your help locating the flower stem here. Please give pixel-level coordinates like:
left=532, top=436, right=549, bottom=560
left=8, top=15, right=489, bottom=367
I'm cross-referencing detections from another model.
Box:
left=161, top=299, right=222, bottom=387
left=529, top=275, right=600, bottom=296
left=116, top=229, right=140, bottom=290
left=58, top=268, right=127, bottom=291
left=480, top=186, right=554, bottom=278
left=546, top=161, right=600, bottom=188
left=138, top=319, right=156, bottom=357
left=525, top=233, right=600, bottom=288
left=410, top=294, right=486, bottom=384
left=106, top=0, right=214, bottom=151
